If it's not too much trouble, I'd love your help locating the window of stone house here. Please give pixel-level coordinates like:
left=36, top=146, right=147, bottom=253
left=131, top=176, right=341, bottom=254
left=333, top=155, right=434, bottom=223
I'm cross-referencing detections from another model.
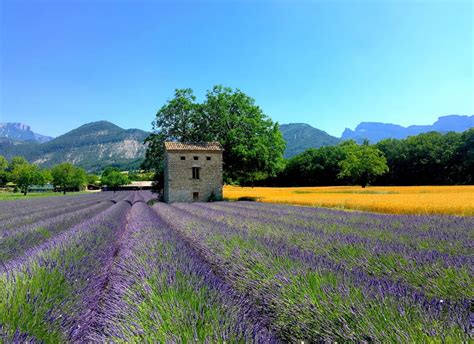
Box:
left=206, top=156, right=211, bottom=160
left=180, top=156, right=186, bottom=160
left=192, top=167, right=200, bottom=179
left=194, top=156, right=199, bottom=160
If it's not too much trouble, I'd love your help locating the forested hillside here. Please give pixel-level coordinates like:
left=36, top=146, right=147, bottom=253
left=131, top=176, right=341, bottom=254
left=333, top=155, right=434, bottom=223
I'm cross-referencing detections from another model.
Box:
left=0, top=121, right=148, bottom=172
left=280, top=123, right=339, bottom=158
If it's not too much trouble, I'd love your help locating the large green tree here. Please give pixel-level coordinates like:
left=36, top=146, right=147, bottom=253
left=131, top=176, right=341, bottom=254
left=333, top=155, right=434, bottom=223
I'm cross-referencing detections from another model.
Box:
left=143, top=86, right=285, bottom=185
left=11, top=162, right=45, bottom=195
left=202, top=86, right=286, bottom=184
left=51, top=163, right=87, bottom=194
left=101, top=167, right=130, bottom=192
left=338, top=141, right=388, bottom=188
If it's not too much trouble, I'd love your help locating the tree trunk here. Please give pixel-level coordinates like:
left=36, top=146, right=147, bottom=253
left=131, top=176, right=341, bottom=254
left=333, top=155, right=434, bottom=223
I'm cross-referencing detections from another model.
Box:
left=63, top=189, right=66, bottom=195
left=360, top=172, right=369, bottom=188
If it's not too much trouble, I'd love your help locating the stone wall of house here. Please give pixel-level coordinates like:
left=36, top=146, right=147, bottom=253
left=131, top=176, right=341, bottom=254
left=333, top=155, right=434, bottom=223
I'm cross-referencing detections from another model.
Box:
left=164, top=150, right=223, bottom=203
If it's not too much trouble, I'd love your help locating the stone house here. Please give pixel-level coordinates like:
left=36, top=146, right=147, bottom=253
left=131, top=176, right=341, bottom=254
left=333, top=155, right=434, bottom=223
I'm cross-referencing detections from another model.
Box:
left=163, top=141, right=224, bottom=203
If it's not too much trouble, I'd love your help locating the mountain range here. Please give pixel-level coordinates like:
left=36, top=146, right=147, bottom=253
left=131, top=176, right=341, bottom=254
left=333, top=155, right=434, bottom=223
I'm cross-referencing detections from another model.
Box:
left=279, top=123, right=339, bottom=158
left=0, top=122, right=53, bottom=143
left=0, top=121, right=148, bottom=172
left=342, top=115, right=473, bottom=143
left=0, top=115, right=472, bottom=171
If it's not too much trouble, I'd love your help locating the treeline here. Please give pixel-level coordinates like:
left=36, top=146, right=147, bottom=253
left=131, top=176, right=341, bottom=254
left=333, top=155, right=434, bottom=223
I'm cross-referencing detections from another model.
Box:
left=0, top=155, right=143, bottom=195
left=265, top=129, right=473, bottom=187
left=0, top=156, right=93, bottom=195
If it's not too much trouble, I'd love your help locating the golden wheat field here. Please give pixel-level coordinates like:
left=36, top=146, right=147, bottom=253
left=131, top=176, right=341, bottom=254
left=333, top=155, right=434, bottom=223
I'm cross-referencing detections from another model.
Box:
left=223, top=185, right=474, bottom=215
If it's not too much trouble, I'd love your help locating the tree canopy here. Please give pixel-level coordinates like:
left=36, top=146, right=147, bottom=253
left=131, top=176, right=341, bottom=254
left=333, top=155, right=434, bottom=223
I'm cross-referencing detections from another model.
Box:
left=338, top=141, right=388, bottom=188
left=8, top=156, right=28, bottom=172
left=143, top=86, right=285, bottom=186
left=279, top=146, right=345, bottom=187
left=11, top=162, right=45, bottom=195
left=51, top=163, right=87, bottom=194
left=376, top=129, right=474, bottom=185
left=101, top=167, right=130, bottom=192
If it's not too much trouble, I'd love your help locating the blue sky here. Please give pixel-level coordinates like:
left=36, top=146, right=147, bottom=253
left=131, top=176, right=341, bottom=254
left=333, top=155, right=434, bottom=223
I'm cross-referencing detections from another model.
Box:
left=0, top=0, right=472, bottom=137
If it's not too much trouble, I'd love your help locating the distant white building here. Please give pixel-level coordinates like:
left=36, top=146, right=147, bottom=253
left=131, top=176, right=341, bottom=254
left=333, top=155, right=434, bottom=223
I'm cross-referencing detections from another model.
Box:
left=101, top=181, right=153, bottom=191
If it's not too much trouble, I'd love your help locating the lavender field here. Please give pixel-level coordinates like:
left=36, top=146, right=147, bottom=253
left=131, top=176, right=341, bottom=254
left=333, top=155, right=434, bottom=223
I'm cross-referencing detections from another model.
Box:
left=0, top=191, right=472, bottom=342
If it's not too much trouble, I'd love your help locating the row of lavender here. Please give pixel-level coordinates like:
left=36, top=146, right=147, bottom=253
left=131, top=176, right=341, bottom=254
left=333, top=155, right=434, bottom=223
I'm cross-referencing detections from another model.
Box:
left=80, top=202, right=276, bottom=342
left=1, top=192, right=272, bottom=342
left=0, top=191, right=156, bottom=267
left=0, top=200, right=132, bottom=341
left=1, top=194, right=472, bottom=342
left=159, top=202, right=472, bottom=342
left=0, top=190, right=156, bottom=341
left=0, top=192, right=129, bottom=266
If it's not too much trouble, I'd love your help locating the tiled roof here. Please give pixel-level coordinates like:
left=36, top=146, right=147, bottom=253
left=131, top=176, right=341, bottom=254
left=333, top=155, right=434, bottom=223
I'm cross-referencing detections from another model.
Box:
left=164, top=141, right=224, bottom=151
